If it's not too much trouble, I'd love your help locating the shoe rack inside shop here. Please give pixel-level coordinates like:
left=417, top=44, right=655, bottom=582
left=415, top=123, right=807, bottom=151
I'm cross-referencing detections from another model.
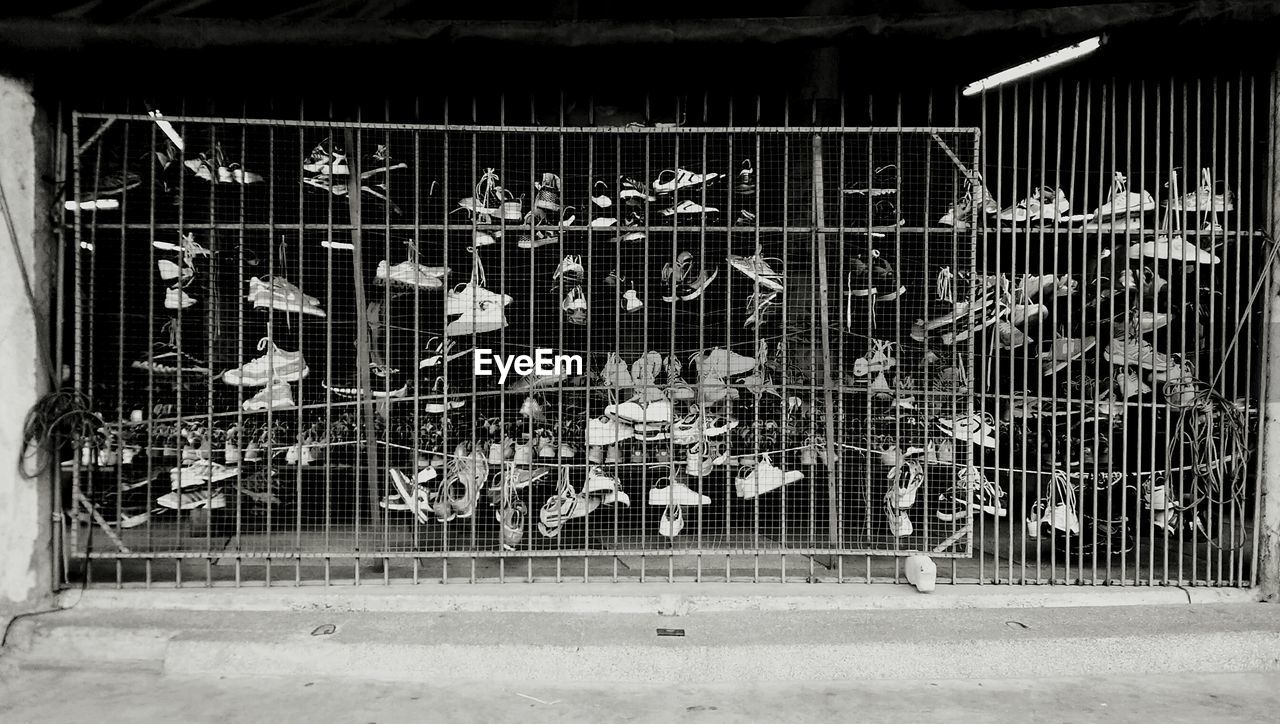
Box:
left=69, top=117, right=986, bottom=559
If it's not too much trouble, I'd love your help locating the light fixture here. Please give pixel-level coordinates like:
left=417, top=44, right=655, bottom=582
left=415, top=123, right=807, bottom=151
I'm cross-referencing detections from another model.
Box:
left=963, top=35, right=1106, bottom=96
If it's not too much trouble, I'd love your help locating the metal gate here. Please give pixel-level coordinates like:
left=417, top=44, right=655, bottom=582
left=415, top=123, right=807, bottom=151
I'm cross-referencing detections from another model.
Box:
left=63, top=112, right=980, bottom=584
left=58, top=77, right=1268, bottom=587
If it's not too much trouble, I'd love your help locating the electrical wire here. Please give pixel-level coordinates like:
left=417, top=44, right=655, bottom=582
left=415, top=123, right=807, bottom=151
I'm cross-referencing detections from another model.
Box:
left=20, top=388, right=103, bottom=479
left=1163, top=376, right=1250, bottom=551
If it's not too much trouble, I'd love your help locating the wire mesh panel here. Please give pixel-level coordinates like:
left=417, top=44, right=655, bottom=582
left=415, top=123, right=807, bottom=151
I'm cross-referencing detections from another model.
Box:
left=65, top=113, right=979, bottom=584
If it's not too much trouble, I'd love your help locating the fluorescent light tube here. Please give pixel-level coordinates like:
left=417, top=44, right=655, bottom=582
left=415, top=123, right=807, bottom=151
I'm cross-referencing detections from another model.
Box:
left=963, top=36, right=1105, bottom=96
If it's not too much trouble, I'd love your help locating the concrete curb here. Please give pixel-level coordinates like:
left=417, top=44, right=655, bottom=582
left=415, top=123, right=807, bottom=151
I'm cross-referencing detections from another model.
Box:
left=56, top=583, right=1261, bottom=615
left=160, top=633, right=1280, bottom=682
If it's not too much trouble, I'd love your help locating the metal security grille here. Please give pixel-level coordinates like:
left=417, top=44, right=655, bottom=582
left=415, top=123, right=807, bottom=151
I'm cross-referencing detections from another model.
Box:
left=58, top=76, right=1268, bottom=589
left=64, top=112, right=980, bottom=584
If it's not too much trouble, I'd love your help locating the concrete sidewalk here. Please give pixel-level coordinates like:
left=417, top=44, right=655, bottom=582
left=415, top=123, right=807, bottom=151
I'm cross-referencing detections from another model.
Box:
left=3, top=668, right=1279, bottom=723
left=4, top=592, right=1279, bottom=683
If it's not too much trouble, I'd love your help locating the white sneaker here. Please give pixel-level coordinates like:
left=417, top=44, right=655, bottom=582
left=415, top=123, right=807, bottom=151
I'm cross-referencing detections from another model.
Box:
left=157, top=259, right=193, bottom=282
left=302, top=139, right=349, bottom=175
left=164, top=286, right=196, bottom=309
left=375, top=260, right=448, bottom=288
left=1114, top=368, right=1152, bottom=397
left=1127, top=236, right=1219, bottom=264
left=445, top=281, right=513, bottom=316
left=727, top=252, right=784, bottom=291
left=659, top=503, right=685, bottom=537
left=694, top=347, right=757, bottom=378
left=648, top=479, right=711, bottom=506
left=936, top=412, right=998, bottom=449
left=605, top=397, right=672, bottom=424
left=1040, top=336, right=1095, bottom=376
left=157, top=490, right=227, bottom=510
left=1092, top=172, right=1155, bottom=218
left=444, top=304, right=508, bottom=335
left=223, top=338, right=309, bottom=386
left=553, top=255, right=585, bottom=281
left=1168, top=167, right=1234, bottom=213
left=733, top=459, right=802, bottom=499
left=169, top=460, right=238, bottom=490
left=1102, top=337, right=1188, bottom=381
left=652, top=168, right=721, bottom=193
left=904, top=554, right=936, bottom=592
left=999, top=186, right=1091, bottom=223
left=153, top=232, right=211, bottom=257
left=247, top=276, right=327, bottom=317
left=599, top=353, right=635, bottom=388
left=242, top=381, right=295, bottom=411
left=660, top=200, right=719, bottom=216
left=586, top=415, right=635, bottom=446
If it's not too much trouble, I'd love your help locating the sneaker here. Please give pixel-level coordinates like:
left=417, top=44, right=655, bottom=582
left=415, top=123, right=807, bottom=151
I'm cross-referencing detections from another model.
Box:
left=652, top=168, right=721, bottom=193
left=612, top=212, right=647, bottom=242
left=744, top=290, right=780, bottom=328
left=648, top=478, right=711, bottom=506
left=1025, top=471, right=1080, bottom=539
left=242, top=381, right=295, bottom=411
left=889, top=459, right=924, bottom=508
left=531, top=173, right=562, bottom=212
left=1167, top=167, right=1234, bottom=213
left=247, top=276, right=327, bottom=317
left=586, top=415, right=635, bottom=446
left=1040, top=336, right=1095, bottom=376
left=457, top=168, right=504, bottom=218
left=552, top=255, right=585, bottom=283
left=1113, top=368, right=1152, bottom=397
left=733, top=458, right=802, bottom=499
left=936, top=412, right=998, bottom=449
left=1127, top=235, right=1219, bottom=264
left=445, top=281, right=513, bottom=316
left=169, top=460, right=239, bottom=490
left=936, top=465, right=1007, bottom=521
left=222, top=338, right=309, bottom=386
left=618, top=175, right=656, bottom=203
left=659, top=503, right=685, bottom=537
left=662, top=265, right=719, bottom=302
left=157, top=259, right=193, bottom=282
left=445, top=302, right=509, bottom=335
left=853, top=339, right=897, bottom=376
left=1092, top=172, right=1155, bottom=218
left=999, top=186, right=1091, bottom=223
left=605, top=397, right=672, bottom=425
left=735, top=159, right=756, bottom=196
left=1102, top=337, right=1188, bottom=381
left=621, top=285, right=644, bottom=312
left=599, top=353, right=635, bottom=389
left=375, top=260, right=448, bottom=289
left=153, top=232, right=211, bottom=257
left=660, top=199, right=719, bottom=217
left=561, top=285, right=588, bottom=325
left=157, top=490, right=227, bottom=510
left=727, top=251, right=784, bottom=291
left=886, top=499, right=914, bottom=537
left=302, top=138, right=349, bottom=175
left=132, top=345, right=211, bottom=375
left=843, top=163, right=898, bottom=196
left=164, top=286, right=196, bottom=309
left=589, top=180, right=613, bottom=209
left=939, top=173, right=999, bottom=230
left=693, top=347, right=757, bottom=378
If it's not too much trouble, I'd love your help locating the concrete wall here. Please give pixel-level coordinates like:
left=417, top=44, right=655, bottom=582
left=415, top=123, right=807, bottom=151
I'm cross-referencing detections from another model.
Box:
left=0, top=72, right=54, bottom=614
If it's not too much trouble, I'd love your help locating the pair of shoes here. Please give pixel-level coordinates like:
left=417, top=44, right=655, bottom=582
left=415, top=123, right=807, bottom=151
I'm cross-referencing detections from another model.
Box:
left=733, top=457, right=803, bottom=499
left=936, top=465, right=1007, bottom=521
